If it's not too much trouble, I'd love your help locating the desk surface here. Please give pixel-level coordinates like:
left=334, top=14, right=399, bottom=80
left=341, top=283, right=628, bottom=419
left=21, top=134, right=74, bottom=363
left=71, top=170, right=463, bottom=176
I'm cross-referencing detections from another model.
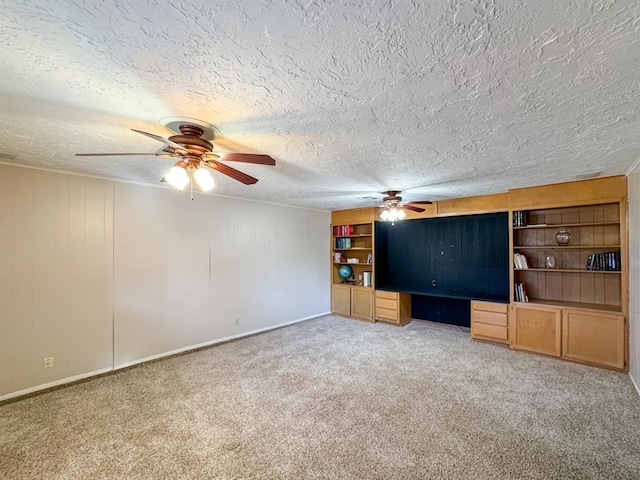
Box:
left=376, top=286, right=509, bottom=304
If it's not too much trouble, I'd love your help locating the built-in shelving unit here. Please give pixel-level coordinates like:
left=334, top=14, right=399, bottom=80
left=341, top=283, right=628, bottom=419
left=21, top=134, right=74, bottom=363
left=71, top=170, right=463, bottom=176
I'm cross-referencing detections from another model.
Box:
left=512, top=202, right=623, bottom=310
left=510, top=196, right=628, bottom=370
left=331, top=175, right=629, bottom=371
left=331, top=222, right=374, bottom=321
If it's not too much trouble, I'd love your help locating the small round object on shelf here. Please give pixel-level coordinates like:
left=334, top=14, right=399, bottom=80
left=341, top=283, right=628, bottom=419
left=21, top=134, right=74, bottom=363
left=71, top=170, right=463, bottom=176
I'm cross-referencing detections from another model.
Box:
left=338, top=265, right=353, bottom=282
left=555, top=229, right=571, bottom=246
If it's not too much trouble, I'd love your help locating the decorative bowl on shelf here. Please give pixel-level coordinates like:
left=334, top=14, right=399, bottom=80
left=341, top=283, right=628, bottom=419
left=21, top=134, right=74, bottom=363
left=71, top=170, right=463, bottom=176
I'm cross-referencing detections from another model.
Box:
left=555, top=229, right=571, bottom=246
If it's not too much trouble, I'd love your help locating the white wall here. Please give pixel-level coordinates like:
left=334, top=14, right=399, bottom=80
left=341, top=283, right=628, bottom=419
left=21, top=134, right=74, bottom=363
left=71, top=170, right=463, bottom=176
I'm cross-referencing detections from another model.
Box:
left=113, top=182, right=330, bottom=367
left=628, top=162, right=640, bottom=394
left=0, top=165, right=331, bottom=400
left=0, top=166, right=114, bottom=397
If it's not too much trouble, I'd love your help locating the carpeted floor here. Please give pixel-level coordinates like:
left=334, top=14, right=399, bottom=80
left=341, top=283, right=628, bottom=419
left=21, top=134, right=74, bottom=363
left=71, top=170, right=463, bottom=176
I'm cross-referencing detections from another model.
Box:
left=1, top=315, right=639, bottom=479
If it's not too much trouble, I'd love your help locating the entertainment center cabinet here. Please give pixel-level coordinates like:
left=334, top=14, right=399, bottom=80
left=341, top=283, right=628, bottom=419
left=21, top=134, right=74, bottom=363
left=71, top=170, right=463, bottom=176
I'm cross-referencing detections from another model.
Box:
left=331, top=176, right=629, bottom=371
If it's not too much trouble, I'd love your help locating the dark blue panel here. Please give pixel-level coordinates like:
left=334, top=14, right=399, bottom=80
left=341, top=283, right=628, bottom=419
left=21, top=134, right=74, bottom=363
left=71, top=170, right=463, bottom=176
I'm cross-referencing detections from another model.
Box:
left=411, top=295, right=470, bottom=327
left=374, top=212, right=509, bottom=301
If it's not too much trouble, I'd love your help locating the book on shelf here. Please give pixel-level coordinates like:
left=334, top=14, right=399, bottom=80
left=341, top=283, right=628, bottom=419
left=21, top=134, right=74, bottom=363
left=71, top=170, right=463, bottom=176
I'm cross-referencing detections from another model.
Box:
left=585, top=251, right=621, bottom=271
left=514, top=253, right=529, bottom=269
left=334, top=237, right=352, bottom=249
left=514, top=282, right=529, bottom=302
left=513, top=211, right=529, bottom=227
left=333, top=224, right=355, bottom=236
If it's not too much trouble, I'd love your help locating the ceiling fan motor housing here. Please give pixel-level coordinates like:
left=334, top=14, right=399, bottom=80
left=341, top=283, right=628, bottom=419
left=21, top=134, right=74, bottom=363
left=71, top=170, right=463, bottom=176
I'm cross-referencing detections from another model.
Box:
left=168, top=125, right=214, bottom=154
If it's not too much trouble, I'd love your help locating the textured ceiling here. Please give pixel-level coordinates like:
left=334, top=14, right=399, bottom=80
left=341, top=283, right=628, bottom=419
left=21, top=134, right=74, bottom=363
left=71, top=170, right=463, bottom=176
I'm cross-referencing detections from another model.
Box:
left=1, top=0, right=639, bottom=211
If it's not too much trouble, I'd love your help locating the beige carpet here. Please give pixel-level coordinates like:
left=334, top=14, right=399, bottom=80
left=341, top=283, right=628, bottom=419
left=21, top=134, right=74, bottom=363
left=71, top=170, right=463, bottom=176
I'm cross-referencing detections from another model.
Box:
left=1, top=315, right=639, bottom=479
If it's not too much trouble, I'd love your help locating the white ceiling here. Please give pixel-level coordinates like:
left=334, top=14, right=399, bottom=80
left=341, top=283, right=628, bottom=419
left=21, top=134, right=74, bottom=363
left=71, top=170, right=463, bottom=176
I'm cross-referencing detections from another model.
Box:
left=1, top=0, right=639, bottom=211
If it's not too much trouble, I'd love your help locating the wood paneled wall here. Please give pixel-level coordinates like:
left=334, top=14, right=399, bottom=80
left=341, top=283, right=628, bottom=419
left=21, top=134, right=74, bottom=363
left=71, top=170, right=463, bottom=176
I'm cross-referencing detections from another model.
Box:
left=0, top=165, right=331, bottom=400
left=0, top=166, right=114, bottom=397
left=114, top=184, right=331, bottom=368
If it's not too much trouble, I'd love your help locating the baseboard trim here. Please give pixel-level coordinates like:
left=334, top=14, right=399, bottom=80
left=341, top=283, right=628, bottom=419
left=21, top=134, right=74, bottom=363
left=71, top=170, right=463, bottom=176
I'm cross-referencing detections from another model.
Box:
left=114, top=312, right=330, bottom=370
left=0, top=367, right=113, bottom=403
left=630, top=372, right=640, bottom=398
left=0, top=312, right=330, bottom=404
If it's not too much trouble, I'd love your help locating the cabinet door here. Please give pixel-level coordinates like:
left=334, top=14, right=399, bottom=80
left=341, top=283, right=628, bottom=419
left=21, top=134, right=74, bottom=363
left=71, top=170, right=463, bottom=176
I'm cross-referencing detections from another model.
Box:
left=512, top=304, right=561, bottom=356
left=331, top=285, right=351, bottom=316
left=562, top=309, right=625, bottom=369
left=351, top=287, right=373, bottom=321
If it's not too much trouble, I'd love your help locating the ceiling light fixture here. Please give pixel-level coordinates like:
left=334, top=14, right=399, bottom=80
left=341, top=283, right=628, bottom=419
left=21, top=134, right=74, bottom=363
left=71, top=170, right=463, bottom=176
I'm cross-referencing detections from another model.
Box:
left=164, top=159, right=215, bottom=199
left=380, top=206, right=406, bottom=225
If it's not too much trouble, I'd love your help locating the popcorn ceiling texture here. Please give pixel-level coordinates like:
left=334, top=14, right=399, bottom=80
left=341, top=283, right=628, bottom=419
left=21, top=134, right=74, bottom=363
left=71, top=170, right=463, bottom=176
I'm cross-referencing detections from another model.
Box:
left=1, top=0, right=639, bottom=210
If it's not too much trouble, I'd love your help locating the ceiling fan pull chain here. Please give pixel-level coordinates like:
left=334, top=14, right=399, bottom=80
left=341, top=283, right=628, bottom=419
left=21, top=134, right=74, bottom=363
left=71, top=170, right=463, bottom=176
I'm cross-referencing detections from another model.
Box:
left=190, top=169, right=194, bottom=200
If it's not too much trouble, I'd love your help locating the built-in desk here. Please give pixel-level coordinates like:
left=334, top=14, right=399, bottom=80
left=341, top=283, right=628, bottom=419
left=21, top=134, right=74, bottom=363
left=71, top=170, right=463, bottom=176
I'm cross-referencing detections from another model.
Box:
left=375, top=287, right=509, bottom=327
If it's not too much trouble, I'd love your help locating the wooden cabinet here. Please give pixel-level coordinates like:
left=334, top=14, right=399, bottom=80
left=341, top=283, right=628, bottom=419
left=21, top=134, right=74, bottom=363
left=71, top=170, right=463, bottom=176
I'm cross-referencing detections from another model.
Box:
left=562, top=309, right=626, bottom=369
left=511, top=303, right=627, bottom=370
left=471, top=301, right=509, bottom=344
left=351, top=286, right=374, bottom=321
left=509, top=192, right=629, bottom=371
left=331, top=284, right=351, bottom=316
left=375, top=290, right=411, bottom=325
left=512, top=304, right=562, bottom=357
left=331, top=220, right=374, bottom=321
left=331, top=284, right=373, bottom=321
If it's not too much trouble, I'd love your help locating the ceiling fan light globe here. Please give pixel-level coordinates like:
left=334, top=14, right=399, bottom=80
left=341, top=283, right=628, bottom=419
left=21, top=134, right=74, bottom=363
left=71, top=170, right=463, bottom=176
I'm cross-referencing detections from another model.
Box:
left=199, top=177, right=215, bottom=192
left=194, top=166, right=212, bottom=183
left=194, top=167, right=215, bottom=191
left=166, top=165, right=189, bottom=191
left=382, top=206, right=404, bottom=223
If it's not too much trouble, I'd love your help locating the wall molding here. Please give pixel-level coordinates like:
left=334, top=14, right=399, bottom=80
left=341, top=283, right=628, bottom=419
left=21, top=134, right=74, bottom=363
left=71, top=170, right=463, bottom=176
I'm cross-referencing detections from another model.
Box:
left=0, top=313, right=331, bottom=404
left=0, top=367, right=114, bottom=403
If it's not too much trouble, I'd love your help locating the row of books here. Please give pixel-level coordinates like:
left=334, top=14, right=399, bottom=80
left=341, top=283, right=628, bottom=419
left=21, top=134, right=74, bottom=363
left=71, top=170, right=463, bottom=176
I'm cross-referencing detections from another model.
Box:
left=586, top=252, right=621, bottom=271
left=333, top=224, right=354, bottom=236
left=514, top=282, right=529, bottom=302
left=513, top=211, right=529, bottom=227
left=334, top=237, right=352, bottom=249
left=513, top=253, right=529, bottom=269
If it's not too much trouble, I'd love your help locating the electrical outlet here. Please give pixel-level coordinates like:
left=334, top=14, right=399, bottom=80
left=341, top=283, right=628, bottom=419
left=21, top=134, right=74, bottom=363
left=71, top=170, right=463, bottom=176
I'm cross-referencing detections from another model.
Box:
left=43, top=357, right=54, bottom=369
left=235, top=317, right=240, bottom=325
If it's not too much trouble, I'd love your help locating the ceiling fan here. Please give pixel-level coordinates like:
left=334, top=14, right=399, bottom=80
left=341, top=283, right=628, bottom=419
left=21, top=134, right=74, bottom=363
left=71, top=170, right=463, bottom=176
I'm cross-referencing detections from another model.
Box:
left=379, top=190, right=432, bottom=223
left=76, top=121, right=276, bottom=193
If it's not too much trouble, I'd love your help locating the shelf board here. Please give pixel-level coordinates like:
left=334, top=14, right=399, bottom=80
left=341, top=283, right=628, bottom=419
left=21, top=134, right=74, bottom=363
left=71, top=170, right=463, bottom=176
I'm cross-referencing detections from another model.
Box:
left=513, top=221, right=619, bottom=230
left=333, top=247, right=372, bottom=251
left=333, top=263, right=372, bottom=266
left=516, top=298, right=622, bottom=313
left=514, top=245, right=620, bottom=250
left=332, top=234, right=372, bottom=238
left=515, top=268, right=621, bottom=274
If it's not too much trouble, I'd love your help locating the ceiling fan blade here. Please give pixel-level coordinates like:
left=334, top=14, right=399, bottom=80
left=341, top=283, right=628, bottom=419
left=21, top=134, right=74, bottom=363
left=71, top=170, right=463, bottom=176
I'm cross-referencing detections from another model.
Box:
left=209, top=153, right=276, bottom=166
left=131, top=129, right=186, bottom=153
left=401, top=204, right=426, bottom=213
left=204, top=160, right=258, bottom=185
left=75, top=152, right=175, bottom=157
left=407, top=201, right=433, bottom=205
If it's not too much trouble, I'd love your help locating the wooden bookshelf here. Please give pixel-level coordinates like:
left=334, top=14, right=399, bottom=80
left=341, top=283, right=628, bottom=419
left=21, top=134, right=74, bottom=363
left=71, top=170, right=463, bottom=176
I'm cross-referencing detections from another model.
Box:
left=331, top=220, right=374, bottom=321
left=510, top=195, right=628, bottom=371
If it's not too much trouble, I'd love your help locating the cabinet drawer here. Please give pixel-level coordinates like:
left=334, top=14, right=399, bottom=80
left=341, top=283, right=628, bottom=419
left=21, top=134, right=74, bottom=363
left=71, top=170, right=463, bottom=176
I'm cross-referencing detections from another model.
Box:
left=472, top=301, right=508, bottom=314
left=375, top=290, right=398, bottom=300
left=473, top=310, right=508, bottom=327
left=376, top=307, right=398, bottom=322
left=376, top=297, right=398, bottom=310
left=473, top=323, right=508, bottom=340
